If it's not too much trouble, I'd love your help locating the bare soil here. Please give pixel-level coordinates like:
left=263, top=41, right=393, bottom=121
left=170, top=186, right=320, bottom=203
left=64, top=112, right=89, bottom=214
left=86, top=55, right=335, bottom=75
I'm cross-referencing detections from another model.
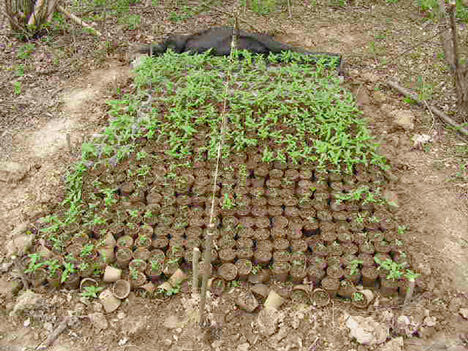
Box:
left=0, top=1, right=467, bottom=350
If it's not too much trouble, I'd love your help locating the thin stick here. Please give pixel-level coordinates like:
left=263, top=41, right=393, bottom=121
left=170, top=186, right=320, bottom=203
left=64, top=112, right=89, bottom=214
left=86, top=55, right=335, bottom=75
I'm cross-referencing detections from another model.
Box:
left=287, top=0, right=292, bottom=18
left=192, top=247, right=200, bottom=295
left=66, top=133, right=72, bottom=154
left=27, top=0, right=46, bottom=27
left=199, top=3, right=262, bottom=32
left=36, top=316, right=76, bottom=350
left=46, top=0, right=60, bottom=22
left=57, top=5, right=102, bottom=37
left=387, top=79, right=468, bottom=137
left=199, top=45, right=234, bottom=328
left=404, top=280, right=416, bottom=305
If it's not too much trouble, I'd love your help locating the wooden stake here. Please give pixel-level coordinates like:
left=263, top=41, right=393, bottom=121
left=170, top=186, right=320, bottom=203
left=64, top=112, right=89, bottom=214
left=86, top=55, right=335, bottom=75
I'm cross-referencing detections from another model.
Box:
left=199, top=57, right=232, bottom=326
left=404, top=280, right=416, bottom=305
left=66, top=133, right=72, bottom=154
left=198, top=224, right=215, bottom=326
left=192, top=247, right=200, bottom=295
left=57, top=5, right=102, bottom=37
left=387, top=79, right=468, bottom=137
left=287, top=0, right=292, bottom=18
left=27, top=0, right=46, bottom=27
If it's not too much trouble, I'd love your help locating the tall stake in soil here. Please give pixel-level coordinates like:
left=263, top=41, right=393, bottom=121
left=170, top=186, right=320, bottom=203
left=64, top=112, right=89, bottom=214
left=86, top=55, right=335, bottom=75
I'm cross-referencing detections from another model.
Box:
left=192, top=247, right=200, bottom=295
left=404, top=279, right=416, bottom=305
left=199, top=20, right=239, bottom=326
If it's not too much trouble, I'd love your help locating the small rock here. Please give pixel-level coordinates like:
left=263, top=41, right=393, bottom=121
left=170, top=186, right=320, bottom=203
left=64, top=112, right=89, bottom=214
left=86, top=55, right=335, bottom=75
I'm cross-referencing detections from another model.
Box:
left=459, top=308, right=468, bottom=319
left=236, top=291, right=259, bottom=313
left=373, top=91, right=387, bottom=104
left=379, top=337, right=404, bottom=351
left=118, top=337, right=128, bottom=346
left=391, top=110, right=415, bottom=131
left=164, top=315, right=180, bottom=329
left=8, top=234, right=34, bottom=257
left=11, top=290, right=43, bottom=316
left=381, top=104, right=393, bottom=116
left=345, top=314, right=389, bottom=345
left=92, top=301, right=103, bottom=312
left=412, top=134, right=432, bottom=150
left=0, top=277, right=21, bottom=298
left=89, top=312, right=108, bottom=330
left=423, top=316, right=437, bottom=327
left=121, top=316, right=146, bottom=335
left=0, top=161, right=30, bottom=183
left=250, top=284, right=269, bottom=299
left=382, top=190, right=399, bottom=207
left=44, top=322, right=53, bottom=332
left=237, top=342, right=250, bottom=351
left=257, top=308, right=279, bottom=337
left=11, top=223, right=29, bottom=238
left=131, top=54, right=148, bottom=69
left=356, top=87, right=371, bottom=107
left=361, top=72, right=379, bottom=83
left=24, top=318, right=31, bottom=327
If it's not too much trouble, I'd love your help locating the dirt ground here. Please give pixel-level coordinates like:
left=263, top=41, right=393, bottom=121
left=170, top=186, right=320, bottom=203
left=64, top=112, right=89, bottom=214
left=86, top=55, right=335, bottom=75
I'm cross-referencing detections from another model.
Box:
left=0, top=1, right=467, bottom=350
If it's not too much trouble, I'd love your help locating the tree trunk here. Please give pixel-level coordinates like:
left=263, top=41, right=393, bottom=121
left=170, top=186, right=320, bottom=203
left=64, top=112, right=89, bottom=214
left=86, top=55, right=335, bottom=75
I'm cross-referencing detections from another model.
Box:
left=438, top=0, right=468, bottom=118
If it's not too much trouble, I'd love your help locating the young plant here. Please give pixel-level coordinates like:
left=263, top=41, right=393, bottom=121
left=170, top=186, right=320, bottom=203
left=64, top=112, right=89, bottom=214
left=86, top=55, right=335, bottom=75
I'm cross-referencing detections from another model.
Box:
left=129, top=267, right=139, bottom=280
left=61, top=261, right=76, bottom=283
left=80, top=244, right=95, bottom=258
left=24, top=253, right=45, bottom=273
left=222, top=193, right=235, bottom=209
left=352, top=292, right=364, bottom=302
left=348, top=259, right=363, bottom=275
left=80, top=286, right=104, bottom=299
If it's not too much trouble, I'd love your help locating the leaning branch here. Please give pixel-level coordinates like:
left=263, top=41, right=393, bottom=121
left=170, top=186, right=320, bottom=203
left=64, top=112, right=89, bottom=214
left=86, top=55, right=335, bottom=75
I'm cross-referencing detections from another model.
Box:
left=199, top=3, right=262, bottom=32
left=387, top=79, right=468, bottom=137
left=57, top=5, right=102, bottom=37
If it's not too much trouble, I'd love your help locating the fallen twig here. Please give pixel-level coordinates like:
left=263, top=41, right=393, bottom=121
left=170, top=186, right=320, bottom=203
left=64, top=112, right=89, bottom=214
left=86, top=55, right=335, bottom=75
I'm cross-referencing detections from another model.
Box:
left=387, top=79, right=468, bottom=137
left=57, top=5, right=102, bottom=37
left=36, top=316, right=78, bottom=350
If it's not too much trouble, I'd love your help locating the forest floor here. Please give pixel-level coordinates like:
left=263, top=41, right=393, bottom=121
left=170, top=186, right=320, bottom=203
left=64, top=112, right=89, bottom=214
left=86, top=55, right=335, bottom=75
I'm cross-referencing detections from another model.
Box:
left=0, top=1, right=467, bottom=350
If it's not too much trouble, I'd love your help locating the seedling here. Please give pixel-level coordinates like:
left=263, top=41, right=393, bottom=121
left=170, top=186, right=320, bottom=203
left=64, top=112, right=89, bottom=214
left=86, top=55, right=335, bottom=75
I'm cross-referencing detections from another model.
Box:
left=150, top=260, right=161, bottom=271
left=61, top=262, right=76, bottom=283
left=159, top=284, right=181, bottom=296
left=129, top=267, right=139, bottom=280
left=17, top=43, right=35, bottom=59
left=230, top=280, right=241, bottom=288
left=397, top=225, right=408, bottom=235
left=222, top=193, right=235, bottom=209
left=14, top=81, right=22, bottom=95
left=348, top=260, right=363, bottom=276
left=80, top=286, right=104, bottom=299
left=24, top=253, right=45, bottom=273
left=374, top=257, right=407, bottom=280
left=80, top=244, right=95, bottom=258
left=352, top=292, right=364, bottom=302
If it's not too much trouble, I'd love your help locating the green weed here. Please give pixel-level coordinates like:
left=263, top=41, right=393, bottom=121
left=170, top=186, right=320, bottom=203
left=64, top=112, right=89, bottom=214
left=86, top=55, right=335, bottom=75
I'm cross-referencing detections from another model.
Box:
left=17, top=43, right=35, bottom=60
left=13, top=81, right=22, bottom=95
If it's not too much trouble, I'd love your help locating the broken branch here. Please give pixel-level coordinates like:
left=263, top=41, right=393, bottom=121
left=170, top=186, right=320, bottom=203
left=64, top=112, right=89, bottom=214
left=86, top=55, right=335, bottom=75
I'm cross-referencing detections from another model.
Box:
left=387, top=79, right=468, bottom=137
left=57, top=5, right=102, bottom=37
left=199, top=3, right=262, bottom=32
